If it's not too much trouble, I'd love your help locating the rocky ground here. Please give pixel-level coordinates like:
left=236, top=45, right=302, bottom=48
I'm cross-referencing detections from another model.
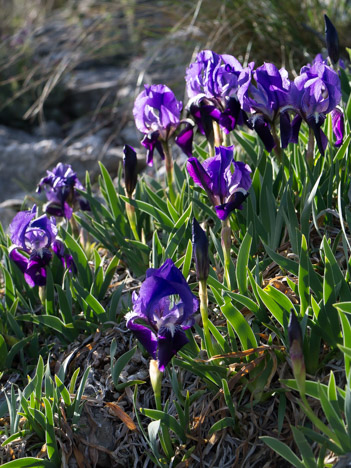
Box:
left=0, top=1, right=199, bottom=227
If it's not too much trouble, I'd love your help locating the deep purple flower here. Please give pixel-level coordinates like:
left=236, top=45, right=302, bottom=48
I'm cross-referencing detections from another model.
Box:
left=133, top=84, right=182, bottom=165
left=185, top=50, right=248, bottom=138
left=125, top=259, right=198, bottom=371
left=331, top=108, right=344, bottom=147
left=238, top=62, right=291, bottom=151
left=9, top=207, right=57, bottom=287
left=187, top=145, right=252, bottom=220
left=37, top=163, right=89, bottom=219
left=289, top=59, right=341, bottom=155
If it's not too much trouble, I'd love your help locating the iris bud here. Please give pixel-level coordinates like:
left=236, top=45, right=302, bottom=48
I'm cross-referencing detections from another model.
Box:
left=288, top=310, right=306, bottom=395
left=324, top=15, right=339, bottom=65
left=192, top=217, right=209, bottom=281
left=123, top=145, right=138, bottom=198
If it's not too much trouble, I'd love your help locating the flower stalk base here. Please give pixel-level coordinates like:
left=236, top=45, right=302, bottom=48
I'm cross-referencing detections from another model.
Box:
left=199, top=279, right=214, bottom=357
left=221, top=219, right=232, bottom=290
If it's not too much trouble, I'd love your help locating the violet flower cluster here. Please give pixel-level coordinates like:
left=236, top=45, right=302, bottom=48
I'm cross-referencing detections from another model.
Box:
left=187, top=145, right=252, bottom=220
left=9, top=206, right=74, bottom=287
left=37, top=163, right=89, bottom=220
left=126, top=259, right=198, bottom=371
left=184, top=47, right=343, bottom=155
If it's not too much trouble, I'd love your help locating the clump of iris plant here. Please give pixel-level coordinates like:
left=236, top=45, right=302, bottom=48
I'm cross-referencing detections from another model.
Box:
left=133, top=84, right=190, bottom=201
left=9, top=206, right=73, bottom=288
left=125, top=258, right=198, bottom=371
left=37, top=163, right=89, bottom=220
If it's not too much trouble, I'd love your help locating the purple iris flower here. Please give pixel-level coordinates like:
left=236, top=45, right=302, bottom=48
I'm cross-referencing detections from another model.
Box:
left=9, top=206, right=75, bottom=287
left=185, top=50, right=248, bottom=140
left=37, top=163, right=89, bottom=219
left=133, top=84, right=184, bottom=165
left=9, top=207, right=57, bottom=287
left=238, top=62, right=291, bottom=151
left=289, top=58, right=341, bottom=155
left=125, top=259, right=198, bottom=371
left=187, top=145, right=252, bottom=220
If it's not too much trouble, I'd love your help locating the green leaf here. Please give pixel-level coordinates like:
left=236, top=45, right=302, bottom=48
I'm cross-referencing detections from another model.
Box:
left=0, top=458, right=56, bottom=467
left=221, top=298, right=257, bottom=350
left=54, top=375, right=71, bottom=407
left=140, top=408, right=186, bottom=443
left=60, top=230, right=92, bottom=287
left=318, top=382, right=351, bottom=449
left=291, top=427, right=317, bottom=468
left=0, top=334, right=8, bottom=370
left=261, top=437, right=304, bottom=468
left=19, top=314, right=74, bottom=341
left=333, top=133, right=351, bottom=162
left=72, top=366, right=90, bottom=425
left=43, top=397, right=60, bottom=464
left=99, top=162, right=121, bottom=220
left=111, top=346, right=137, bottom=390
left=56, top=284, right=73, bottom=324
left=298, top=235, right=310, bottom=316
left=181, top=239, right=193, bottom=279
left=236, top=230, right=252, bottom=295
left=221, top=379, right=236, bottom=420
left=208, top=417, right=236, bottom=436
left=120, top=195, right=174, bottom=229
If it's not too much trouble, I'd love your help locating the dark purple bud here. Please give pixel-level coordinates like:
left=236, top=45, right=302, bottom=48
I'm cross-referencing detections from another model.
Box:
left=331, top=108, right=344, bottom=147
left=123, top=145, right=138, bottom=197
left=324, top=15, right=339, bottom=65
left=192, top=217, right=209, bottom=281
left=288, top=310, right=306, bottom=394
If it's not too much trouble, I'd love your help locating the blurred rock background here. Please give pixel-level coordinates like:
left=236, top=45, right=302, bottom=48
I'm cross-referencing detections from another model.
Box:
left=0, top=0, right=350, bottom=224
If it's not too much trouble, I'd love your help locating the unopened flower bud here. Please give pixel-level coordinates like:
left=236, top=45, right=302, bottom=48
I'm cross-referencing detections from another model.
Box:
left=123, top=145, right=138, bottom=198
left=324, top=15, right=339, bottom=65
left=192, top=217, right=209, bottom=281
left=149, top=359, right=163, bottom=397
left=331, top=108, right=344, bottom=147
left=288, top=310, right=306, bottom=395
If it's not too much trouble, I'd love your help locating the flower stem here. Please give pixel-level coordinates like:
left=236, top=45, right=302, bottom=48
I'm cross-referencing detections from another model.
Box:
left=300, top=393, right=342, bottom=449
left=306, top=127, right=315, bottom=168
left=221, top=218, right=232, bottom=290
left=213, top=121, right=222, bottom=147
left=272, top=123, right=282, bottom=163
left=199, top=279, right=214, bottom=357
left=125, top=199, right=140, bottom=241
left=149, top=360, right=174, bottom=458
left=162, top=141, right=176, bottom=204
